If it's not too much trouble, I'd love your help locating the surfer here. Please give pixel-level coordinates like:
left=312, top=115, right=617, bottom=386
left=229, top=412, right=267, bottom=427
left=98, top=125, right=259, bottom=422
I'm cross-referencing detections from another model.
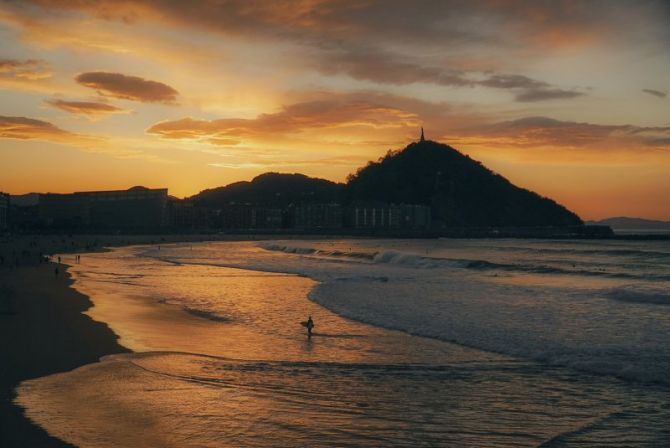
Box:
left=304, top=315, right=315, bottom=338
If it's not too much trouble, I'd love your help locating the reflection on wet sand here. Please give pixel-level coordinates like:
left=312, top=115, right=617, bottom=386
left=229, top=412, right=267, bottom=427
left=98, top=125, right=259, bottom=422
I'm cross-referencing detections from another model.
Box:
left=15, top=243, right=670, bottom=447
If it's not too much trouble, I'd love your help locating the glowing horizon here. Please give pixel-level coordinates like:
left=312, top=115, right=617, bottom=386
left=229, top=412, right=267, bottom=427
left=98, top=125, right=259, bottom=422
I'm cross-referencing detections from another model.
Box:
left=1, top=1, right=669, bottom=220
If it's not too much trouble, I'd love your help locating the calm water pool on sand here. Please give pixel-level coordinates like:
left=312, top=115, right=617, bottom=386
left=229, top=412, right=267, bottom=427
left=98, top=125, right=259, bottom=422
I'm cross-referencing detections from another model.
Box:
left=16, top=239, right=670, bottom=447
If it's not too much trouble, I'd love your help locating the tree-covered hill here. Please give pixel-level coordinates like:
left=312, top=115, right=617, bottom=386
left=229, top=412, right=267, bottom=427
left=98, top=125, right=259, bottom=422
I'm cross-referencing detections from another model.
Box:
left=188, top=172, right=343, bottom=207
left=344, top=139, right=582, bottom=227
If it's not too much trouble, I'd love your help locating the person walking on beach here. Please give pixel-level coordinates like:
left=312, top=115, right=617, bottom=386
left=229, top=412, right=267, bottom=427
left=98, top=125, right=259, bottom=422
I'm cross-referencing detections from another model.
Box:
left=304, top=315, right=315, bottom=338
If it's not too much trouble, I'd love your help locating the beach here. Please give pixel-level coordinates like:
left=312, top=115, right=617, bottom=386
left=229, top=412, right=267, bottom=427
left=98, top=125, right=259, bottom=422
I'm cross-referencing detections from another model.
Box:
left=0, top=263, right=128, bottom=447
left=4, top=237, right=670, bottom=446
left=0, top=234, right=223, bottom=447
left=0, top=233, right=357, bottom=447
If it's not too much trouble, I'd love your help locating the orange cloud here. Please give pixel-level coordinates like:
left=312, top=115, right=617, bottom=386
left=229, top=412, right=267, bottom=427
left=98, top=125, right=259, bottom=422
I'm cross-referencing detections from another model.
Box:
left=465, top=117, right=670, bottom=148
left=11, top=0, right=646, bottom=53
left=0, top=58, right=51, bottom=80
left=147, top=99, right=420, bottom=145
left=45, top=99, right=130, bottom=119
left=5, top=1, right=656, bottom=97
left=0, top=115, right=80, bottom=142
left=0, top=115, right=157, bottom=160
left=0, top=57, right=59, bottom=93
left=75, top=72, right=179, bottom=103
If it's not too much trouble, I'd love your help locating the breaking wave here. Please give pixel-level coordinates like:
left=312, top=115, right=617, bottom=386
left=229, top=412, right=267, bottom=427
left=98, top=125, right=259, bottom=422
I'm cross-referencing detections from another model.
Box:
left=260, top=243, right=668, bottom=280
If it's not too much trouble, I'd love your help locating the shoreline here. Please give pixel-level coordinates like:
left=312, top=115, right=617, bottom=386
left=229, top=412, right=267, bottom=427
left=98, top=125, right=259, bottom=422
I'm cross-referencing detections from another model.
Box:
left=0, top=234, right=267, bottom=447
left=0, top=263, right=130, bottom=447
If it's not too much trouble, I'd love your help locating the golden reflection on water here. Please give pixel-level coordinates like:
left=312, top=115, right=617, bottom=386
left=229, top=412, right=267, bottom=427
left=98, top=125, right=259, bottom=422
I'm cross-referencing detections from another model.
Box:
left=16, top=244, right=670, bottom=448
left=69, top=249, right=489, bottom=364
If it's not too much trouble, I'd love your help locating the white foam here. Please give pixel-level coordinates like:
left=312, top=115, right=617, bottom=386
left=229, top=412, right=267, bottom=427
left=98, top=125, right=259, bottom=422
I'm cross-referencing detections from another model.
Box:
left=146, top=239, right=670, bottom=385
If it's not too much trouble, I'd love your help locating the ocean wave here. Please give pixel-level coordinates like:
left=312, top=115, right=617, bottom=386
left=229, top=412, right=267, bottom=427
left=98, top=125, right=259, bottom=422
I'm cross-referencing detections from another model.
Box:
left=261, top=243, right=374, bottom=260
left=137, top=241, right=670, bottom=386
left=308, top=276, right=670, bottom=386
left=260, top=243, right=666, bottom=280
left=371, top=250, right=463, bottom=269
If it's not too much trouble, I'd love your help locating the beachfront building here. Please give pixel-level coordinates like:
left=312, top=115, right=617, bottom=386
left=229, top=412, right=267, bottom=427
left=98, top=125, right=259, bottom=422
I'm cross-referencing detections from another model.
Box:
left=168, top=201, right=212, bottom=229
left=39, top=193, right=89, bottom=228
left=348, top=202, right=402, bottom=229
left=0, top=192, right=9, bottom=230
left=219, top=204, right=283, bottom=229
left=290, top=203, right=343, bottom=229
left=399, top=204, right=432, bottom=229
left=39, top=186, right=169, bottom=230
left=347, top=203, right=431, bottom=229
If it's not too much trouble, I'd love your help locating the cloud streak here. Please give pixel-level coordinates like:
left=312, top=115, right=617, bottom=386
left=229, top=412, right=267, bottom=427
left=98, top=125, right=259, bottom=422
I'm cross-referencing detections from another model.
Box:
left=75, top=72, right=179, bottom=103
left=14, top=0, right=664, bottom=52
left=314, top=47, right=584, bottom=101
left=2, top=1, right=644, bottom=101
left=452, top=116, right=670, bottom=157
left=0, top=115, right=157, bottom=160
left=45, top=99, right=130, bottom=119
left=642, top=88, right=666, bottom=99
left=146, top=98, right=420, bottom=144
left=0, top=115, right=97, bottom=144
left=0, top=58, right=51, bottom=80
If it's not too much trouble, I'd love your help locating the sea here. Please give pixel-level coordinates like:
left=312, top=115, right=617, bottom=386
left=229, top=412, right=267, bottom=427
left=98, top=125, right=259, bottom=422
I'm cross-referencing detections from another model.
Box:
left=15, top=238, right=670, bottom=447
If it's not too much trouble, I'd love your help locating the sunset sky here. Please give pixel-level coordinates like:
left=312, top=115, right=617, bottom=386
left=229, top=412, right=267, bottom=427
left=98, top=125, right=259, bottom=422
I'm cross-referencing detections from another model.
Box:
left=1, top=0, right=669, bottom=220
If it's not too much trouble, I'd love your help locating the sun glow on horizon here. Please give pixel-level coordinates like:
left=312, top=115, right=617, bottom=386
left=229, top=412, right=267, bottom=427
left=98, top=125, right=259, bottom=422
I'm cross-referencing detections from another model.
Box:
left=1, top=1, right=669, bottom=220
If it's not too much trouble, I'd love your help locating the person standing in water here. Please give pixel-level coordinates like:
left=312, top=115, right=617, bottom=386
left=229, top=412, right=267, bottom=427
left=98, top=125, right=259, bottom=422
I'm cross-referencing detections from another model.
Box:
left=305, top=315, right=315, bottom=338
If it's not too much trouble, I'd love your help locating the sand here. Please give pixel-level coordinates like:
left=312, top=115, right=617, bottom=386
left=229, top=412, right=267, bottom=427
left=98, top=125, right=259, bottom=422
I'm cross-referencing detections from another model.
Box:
left=0, top=262, right=129, bottom=447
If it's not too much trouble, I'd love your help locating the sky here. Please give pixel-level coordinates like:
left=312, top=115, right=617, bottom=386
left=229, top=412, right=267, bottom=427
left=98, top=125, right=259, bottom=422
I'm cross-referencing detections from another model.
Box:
left=1, top=0, right=669, bottom=220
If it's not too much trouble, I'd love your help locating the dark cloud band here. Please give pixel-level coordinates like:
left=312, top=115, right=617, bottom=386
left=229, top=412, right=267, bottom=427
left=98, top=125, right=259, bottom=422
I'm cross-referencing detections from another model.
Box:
left=75, top=71, right=178, bottom=103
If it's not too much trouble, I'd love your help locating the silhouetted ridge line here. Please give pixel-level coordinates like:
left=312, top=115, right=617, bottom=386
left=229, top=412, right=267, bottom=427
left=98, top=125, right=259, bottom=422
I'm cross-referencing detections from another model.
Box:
left=188, top=172, right=344, bottom=208
left=344, top=139, right=582, bottom=227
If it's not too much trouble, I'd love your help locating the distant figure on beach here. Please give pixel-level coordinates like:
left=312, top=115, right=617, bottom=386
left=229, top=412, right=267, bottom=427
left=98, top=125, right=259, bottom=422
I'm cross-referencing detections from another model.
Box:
left=57, top=256, right=61, bottom=264
left=302, top=315, right=315, bottom=338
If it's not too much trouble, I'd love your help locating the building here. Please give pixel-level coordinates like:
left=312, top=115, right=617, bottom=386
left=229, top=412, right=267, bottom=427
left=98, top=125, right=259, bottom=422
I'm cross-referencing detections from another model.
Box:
left=38, top=193, right=89, bottom=228
left=220, top=204, right=283, bottom=229
left=0, top=192, right=9, bottom=230
left=291, top=203, right=343, bottom=229
left=399, top=204, right=431, bottom=229
left=39, top=186, right=168, bottom=230
left=251, top=207, right=283, bottom=229
left=86, top=187, right=168, bottom=229
left=347, top=202, right=431, bottom=230
left=348, top=203, right=401, bottom=229
left=169, top=201, right=211, bottom=229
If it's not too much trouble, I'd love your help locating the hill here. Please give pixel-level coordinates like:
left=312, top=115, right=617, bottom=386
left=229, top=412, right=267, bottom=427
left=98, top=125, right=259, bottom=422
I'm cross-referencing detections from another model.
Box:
left=9, top=193, right=39, bottom=207
left=345, top=139, right=582, bottom=227
left=189, top=172, right=343, bottom=207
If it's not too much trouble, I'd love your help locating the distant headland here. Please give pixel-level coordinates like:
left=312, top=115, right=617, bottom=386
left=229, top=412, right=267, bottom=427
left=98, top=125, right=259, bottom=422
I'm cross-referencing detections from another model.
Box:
left=2, top=132, right=617, bottom=238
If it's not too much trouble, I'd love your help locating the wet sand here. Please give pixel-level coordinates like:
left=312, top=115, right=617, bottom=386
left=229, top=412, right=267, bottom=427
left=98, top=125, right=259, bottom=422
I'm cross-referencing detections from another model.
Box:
left=0, top=233, right=351, bottom=447
left=0, top=263, right=129, bottom=447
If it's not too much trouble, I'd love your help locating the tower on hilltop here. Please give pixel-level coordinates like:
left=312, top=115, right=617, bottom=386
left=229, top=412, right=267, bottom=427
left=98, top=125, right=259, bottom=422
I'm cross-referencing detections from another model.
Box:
left=420, top=127, right=425, bottom=142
